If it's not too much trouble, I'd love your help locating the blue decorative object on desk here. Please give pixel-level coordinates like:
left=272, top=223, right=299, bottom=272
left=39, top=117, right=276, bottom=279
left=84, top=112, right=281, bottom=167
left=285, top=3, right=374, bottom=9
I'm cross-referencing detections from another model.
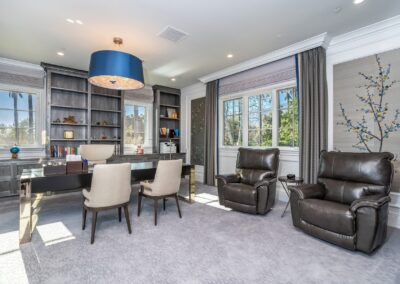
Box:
left=10, top=145, right=20, bottom=159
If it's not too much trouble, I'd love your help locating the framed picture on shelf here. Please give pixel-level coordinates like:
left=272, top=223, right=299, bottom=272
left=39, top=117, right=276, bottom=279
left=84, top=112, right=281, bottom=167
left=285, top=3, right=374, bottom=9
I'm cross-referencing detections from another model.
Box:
left=63, top=130, right=74, bottom=139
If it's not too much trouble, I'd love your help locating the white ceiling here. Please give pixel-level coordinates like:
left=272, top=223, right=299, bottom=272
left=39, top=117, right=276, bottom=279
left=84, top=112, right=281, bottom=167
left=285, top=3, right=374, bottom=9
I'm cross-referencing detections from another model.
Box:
left=0, top=0, right=399, bottom=88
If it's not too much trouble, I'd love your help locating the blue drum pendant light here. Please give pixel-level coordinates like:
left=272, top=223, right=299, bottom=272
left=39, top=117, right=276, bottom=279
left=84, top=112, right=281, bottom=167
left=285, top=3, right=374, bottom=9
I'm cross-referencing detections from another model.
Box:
left=88, top=37, right=144, bottom=90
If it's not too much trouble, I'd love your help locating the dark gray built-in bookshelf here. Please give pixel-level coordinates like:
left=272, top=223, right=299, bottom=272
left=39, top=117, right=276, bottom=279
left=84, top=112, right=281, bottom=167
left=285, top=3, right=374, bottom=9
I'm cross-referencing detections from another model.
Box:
left=152, top=85, right=181, bottom=153
left=42, top=63, right=123, bottom=157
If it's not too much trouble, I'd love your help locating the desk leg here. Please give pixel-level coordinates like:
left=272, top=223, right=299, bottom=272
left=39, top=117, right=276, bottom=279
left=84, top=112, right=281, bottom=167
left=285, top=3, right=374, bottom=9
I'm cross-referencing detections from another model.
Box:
left=189, top=165, right=196, bottom=203
left=19, top=181, right=32, bottom=244
left=179, top=166, right=196, bottom=204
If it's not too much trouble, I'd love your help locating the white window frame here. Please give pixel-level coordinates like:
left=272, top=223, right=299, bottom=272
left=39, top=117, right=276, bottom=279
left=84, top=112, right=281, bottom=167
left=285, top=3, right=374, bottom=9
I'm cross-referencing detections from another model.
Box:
left=0, top=84, right=44, bottom=150
left=123, top=99, right=153, bottom=153
left=218, top=80, right=298, bottom=151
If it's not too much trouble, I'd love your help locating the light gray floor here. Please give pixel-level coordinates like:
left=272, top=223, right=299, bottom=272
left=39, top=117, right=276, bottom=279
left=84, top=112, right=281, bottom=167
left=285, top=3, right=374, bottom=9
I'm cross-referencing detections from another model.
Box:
left=1, top=181, right=400, bottom=284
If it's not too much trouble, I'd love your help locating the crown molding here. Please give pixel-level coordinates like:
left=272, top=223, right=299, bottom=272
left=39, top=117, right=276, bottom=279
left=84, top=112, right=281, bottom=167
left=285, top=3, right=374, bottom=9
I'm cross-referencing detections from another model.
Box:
left=0, top=57, right=43, bottom=72
left=327, top=15, right=400, bottom=58
left=329, top=15, right=400, bottom=47
left=199, top=33, right=328, bottom=83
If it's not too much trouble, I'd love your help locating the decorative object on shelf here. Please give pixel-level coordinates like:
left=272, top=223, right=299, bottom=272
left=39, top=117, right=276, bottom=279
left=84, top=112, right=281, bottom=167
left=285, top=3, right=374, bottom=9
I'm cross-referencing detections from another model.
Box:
left=172, top=111, right=178, bottom=119
left=53, top=118, right=61, bottom=123
left=101, top=135, right=108, bottom=140
left=10, top=144, right=20, bottom=159
left=174, top=128, right=180, bottom=137
left=88, top=37, right=144, bottom=90
left=167, top=108, right=175, bottom=118
left=168, top=129, right=176, bottom=138
left=96, top=121, right=101, bottom=126
left=160, top=127, right=167, bottom=137
left=63, top=115, right=77, bottom=124
left=63, top=130, right=74, bottom=139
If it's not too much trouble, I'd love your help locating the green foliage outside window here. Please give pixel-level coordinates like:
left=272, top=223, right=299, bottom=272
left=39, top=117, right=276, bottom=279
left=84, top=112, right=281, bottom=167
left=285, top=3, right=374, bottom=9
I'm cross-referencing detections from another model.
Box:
left=278, top=87, right=298, bottom=147
left=223, top=99, right=242, bottom=146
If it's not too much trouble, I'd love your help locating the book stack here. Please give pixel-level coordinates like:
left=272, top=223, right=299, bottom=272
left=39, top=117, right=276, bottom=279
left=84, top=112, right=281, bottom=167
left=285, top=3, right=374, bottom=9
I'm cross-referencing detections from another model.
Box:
left=50, top=145, right=80, bottom=158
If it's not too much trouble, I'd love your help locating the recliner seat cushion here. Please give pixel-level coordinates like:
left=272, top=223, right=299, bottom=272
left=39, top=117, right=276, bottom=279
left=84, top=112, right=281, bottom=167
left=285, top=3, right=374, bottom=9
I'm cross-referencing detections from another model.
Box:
left=224, top=183, right=257, bottom=206
left=300, top=199, right=355, bottom=236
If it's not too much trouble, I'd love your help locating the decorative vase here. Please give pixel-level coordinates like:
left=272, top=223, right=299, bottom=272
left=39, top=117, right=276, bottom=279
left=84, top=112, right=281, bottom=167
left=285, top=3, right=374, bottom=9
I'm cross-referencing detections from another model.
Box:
left=10, top=145, right=20, bottom=159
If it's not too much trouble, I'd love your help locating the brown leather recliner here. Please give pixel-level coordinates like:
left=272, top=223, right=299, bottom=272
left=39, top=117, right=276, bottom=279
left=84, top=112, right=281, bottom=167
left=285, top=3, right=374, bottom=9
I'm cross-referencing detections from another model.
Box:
left=216, top=148, right=279, bottom=214
left=289, top=151, right=394, bottom=254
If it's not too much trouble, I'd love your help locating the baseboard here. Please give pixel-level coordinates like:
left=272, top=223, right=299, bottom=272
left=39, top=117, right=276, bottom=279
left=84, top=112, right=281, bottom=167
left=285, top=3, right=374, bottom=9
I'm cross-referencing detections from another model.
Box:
left=276, top=187, right=400, bottom=229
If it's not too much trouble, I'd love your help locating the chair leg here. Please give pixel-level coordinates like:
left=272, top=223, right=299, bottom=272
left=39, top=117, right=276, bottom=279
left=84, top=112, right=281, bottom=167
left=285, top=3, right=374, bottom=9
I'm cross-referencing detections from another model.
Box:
left=82, top=207, right=87, bottom=230
left=163, top=198, right=166, bottom=211
left=137, top=191, right=142, bottom=217
left=175, top=194, right=182, bottom=218
left=118, top=207, right=122, bottom=222
left=91, top=210, right=98, bottom=244
left=154, top=198, right=158, bottom=226
left=124, top=205, right=132, bottom=234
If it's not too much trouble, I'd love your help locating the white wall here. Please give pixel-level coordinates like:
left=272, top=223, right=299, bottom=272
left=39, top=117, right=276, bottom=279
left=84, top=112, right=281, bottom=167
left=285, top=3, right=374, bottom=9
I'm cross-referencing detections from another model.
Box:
left=326, top=15, right=400, bottom=229
left=181, top=82, right=206, bottom=182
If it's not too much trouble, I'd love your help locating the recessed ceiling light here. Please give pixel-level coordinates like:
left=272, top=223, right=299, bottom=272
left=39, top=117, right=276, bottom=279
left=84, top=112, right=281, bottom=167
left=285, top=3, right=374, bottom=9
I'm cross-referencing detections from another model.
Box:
left=227, top=54, right=233, bottom=58
left=171, top=78, right=176, bottom=82
left=57, top=51, right=65, bottom=56
left=75, top=20, right=83, bottom=25
left=66, top=18, right=74, bottom=24
left=353, top=0, right=365, bottom=4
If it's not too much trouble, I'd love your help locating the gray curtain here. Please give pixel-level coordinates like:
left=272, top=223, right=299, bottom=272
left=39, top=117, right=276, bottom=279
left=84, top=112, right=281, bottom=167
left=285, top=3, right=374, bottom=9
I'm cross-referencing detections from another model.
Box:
left=204, top=80, right=218, bottom=186
left=298, top=47, right=328, bottom=183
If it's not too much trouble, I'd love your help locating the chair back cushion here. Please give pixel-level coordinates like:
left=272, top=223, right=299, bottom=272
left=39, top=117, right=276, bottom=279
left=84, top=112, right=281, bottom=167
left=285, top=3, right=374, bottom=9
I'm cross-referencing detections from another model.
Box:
left=318, top=151, right=394, bottom=204
left=89, top=163, right=131, bottom=207
left=153, top=159, right=183, bottom=196
left=236, top=148, right=279, bottom=185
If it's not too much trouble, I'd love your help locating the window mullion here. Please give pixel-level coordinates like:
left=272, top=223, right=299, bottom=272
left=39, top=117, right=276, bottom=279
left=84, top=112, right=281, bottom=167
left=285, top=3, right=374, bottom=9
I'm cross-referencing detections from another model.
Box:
left=272, top=89, right=278, bottom=147
left=243, top=97, right=248, bottom=147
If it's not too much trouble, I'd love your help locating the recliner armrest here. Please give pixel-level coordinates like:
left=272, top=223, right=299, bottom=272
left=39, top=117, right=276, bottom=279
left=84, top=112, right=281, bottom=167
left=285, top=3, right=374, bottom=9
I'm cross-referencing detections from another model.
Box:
left=254, top=178, right=277, bottom=188
left=350, top=194, right=391, bottom=212
left=215, top=174, right=241, bottom=184
left=288, top=184, right=325, bottom=200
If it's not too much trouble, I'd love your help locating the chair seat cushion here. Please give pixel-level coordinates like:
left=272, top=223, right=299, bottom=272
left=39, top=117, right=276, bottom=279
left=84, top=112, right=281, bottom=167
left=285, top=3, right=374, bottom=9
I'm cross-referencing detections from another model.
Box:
left=299, top=199, right=355, bottom=236
left=224, top=183, right=257, bottom=206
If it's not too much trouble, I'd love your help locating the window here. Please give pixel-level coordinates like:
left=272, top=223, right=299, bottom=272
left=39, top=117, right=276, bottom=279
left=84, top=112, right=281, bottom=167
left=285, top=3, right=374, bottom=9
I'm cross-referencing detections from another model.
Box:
left=0, top=90, right=36, bottom=146
left=223, top=98, right=242, bottom=146
left=278, top=87, right=298, bottom=147
left=248, top=93, right=273, bottom=146
left=220, top=83, right=298, bottom=149
left=124, top=103, right=146, bottom=145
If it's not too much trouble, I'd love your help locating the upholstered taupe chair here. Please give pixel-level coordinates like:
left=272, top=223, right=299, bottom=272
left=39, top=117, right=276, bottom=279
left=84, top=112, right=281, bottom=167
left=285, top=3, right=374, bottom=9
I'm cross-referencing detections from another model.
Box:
left=289, top=151, right=394, bottom=254
left=82, top=163, right=132, bottom=244
left=138, top=159, right=183, bottom=226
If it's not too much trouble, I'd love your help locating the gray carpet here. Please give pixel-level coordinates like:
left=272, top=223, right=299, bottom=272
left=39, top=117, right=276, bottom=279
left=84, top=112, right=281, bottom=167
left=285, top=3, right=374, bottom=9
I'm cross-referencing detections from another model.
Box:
left=1, top=181, right=400, bottom=284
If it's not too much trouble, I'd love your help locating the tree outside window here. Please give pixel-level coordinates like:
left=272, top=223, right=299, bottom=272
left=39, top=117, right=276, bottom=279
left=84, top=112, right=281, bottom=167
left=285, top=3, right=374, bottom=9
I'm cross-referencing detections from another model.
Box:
left=0, top=91, right=36, bottom=146
left=124, top=104, right=146, bottom=145
left=278, top=87, right=298, bottom=147
left=223, top=99, right=242, bottom=146
left=248, top=93, right=273, bottom=146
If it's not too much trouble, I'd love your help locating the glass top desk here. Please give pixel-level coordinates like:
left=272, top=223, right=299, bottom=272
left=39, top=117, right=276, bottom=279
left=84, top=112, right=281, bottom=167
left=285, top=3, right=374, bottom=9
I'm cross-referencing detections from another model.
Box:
left=19, top=162, right=195, bottom=244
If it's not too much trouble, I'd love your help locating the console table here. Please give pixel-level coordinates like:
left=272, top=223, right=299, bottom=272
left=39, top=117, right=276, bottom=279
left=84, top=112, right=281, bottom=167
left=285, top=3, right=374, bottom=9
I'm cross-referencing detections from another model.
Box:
left=19, top=162, right=195, bottom=244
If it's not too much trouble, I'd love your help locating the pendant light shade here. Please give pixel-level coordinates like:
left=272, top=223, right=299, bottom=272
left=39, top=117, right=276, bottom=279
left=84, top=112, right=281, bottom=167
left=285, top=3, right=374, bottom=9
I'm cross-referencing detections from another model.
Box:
left=88, top=50, right=144, bottom=90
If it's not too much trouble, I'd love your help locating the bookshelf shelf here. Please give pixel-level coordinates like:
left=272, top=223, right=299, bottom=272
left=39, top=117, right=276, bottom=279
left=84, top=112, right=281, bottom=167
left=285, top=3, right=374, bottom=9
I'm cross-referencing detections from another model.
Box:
left=51, top=86, right=88, bottom=94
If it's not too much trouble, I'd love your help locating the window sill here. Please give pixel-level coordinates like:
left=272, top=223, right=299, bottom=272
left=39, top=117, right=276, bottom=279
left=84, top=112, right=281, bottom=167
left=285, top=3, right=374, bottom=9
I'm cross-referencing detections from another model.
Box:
left=0, top=146, right=46, bottom=159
